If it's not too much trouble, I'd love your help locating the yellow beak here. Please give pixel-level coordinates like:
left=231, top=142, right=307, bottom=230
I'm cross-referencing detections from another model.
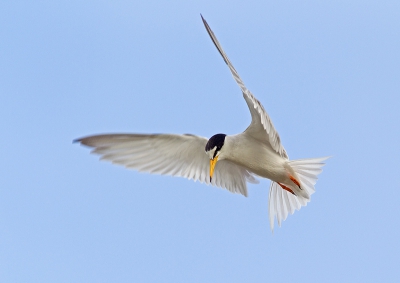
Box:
left=209, top=156, right=219, bottom=182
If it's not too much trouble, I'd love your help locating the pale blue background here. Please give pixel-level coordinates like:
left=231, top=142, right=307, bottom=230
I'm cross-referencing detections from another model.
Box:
left=2, top=1, right=399, bottom=282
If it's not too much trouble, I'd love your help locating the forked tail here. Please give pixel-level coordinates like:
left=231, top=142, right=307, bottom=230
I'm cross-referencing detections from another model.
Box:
left=268, top=156, right=330, bottom=231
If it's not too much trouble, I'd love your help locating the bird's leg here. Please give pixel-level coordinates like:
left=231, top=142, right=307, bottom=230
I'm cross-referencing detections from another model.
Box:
left=278, top=183, right=296, bottom=196
left=290, top=176, right=301, bottom=189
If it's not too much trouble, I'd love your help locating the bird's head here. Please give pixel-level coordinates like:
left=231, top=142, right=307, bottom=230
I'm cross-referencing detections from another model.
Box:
left=205, top=133, right=227, bottom=182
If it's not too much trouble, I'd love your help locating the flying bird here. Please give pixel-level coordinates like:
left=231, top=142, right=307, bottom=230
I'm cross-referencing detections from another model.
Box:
left=75, top=15, right=329, bottom=231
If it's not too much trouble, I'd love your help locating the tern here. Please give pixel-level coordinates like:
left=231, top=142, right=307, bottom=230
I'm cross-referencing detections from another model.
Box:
left=75, top=15, right=329, bottom=231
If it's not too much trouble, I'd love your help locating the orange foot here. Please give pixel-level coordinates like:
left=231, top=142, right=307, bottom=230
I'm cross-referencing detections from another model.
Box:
left=278, top=183, right=296, bottom=195
left=290, top=175, right=301, bottom=189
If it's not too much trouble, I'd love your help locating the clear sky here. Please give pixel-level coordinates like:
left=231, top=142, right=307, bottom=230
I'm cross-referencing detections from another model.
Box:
left=1, top=1, right=399, bottom=282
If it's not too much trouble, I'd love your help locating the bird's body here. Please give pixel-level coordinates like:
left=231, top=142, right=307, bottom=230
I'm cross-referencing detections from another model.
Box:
left=75, top=15, right=329, bottom=231
left=223, top=134, right=286, bottom=181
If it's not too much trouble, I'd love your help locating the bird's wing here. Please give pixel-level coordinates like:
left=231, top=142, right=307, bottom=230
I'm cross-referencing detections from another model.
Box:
left=201, top=15, right=288, bottom=159
left=75, top=134, right=258, bottom=196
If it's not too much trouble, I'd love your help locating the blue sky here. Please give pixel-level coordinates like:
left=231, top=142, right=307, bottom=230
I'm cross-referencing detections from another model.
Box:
left=1, top=1, right=399, bottom=282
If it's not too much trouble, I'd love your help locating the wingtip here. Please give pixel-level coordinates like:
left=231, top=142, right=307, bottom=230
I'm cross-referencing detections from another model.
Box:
left=200, top=14, right=207, bottom=26
left=73, top=136, right=88, bottom=145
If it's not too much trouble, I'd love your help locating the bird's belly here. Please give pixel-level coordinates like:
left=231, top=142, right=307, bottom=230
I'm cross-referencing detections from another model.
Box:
left=229, top=142, right=287, bottom=182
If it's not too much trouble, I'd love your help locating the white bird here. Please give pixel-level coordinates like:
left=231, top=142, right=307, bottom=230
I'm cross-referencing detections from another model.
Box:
left=75, top=15, right=329, bottom=231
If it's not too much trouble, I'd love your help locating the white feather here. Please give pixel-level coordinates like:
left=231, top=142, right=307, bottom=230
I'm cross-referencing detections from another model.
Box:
left=268, top=157, right=330, bottom=231
left=76, top=134, right=257, bottom=196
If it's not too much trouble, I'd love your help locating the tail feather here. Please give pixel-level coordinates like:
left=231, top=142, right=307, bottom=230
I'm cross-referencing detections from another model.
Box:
left=269, top=156, right=330, bottom=231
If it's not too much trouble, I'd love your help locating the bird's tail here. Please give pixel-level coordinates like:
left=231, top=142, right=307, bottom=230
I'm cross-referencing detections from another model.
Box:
left=268, top=156, right=330, bottom=231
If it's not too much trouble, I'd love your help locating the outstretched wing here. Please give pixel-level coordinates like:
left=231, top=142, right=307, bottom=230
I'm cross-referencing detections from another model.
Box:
left=201, top=15, right=288, bottom=159
left=75, top=134, right=258, bottom=196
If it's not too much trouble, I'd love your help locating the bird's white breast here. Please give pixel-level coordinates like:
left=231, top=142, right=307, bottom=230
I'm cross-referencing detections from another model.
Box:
left=223, top=134, right=288, bottom=182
